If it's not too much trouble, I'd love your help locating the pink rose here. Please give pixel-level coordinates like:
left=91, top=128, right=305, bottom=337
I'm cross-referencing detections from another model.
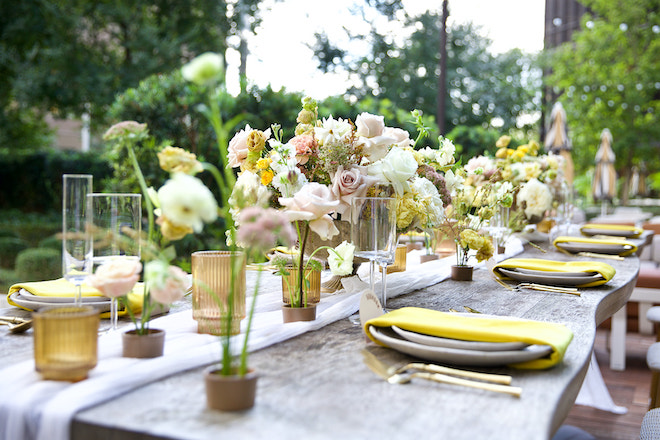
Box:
left=289, top=134, right=318, bottom=165
left=89, top=259, right=142, bottom=299
left=228, top=125, right=252, bottom=168
left=279, top=183, right=340, bottom=240
left=355, top=113, right=385, bottom=138
left=149, top=265, right=189, bottom=305
left=331, top=166, right=378, bottom=216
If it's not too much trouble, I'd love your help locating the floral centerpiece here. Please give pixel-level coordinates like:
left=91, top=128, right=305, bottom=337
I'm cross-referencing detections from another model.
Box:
left=226, top=101, right=455, bottom=308
left=440, top=154, right=515, bottom=274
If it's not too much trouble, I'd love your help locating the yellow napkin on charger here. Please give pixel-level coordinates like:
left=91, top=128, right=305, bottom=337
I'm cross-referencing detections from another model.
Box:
left=492, top=258, right=615, bottom=287
left=580, top=223, right=643, bottom=238
left=552, top=235, right=638, bottom=257
left=7, top=278, right=145, bottom=318
left=365, top=307, right=573, bottom=369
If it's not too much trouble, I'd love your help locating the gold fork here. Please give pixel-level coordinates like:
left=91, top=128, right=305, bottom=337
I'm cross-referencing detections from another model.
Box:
left=362, top=350, right=522, bottom=397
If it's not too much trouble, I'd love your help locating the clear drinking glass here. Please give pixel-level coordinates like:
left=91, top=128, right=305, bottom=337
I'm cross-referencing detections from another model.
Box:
left=62, top=174, right=93, bottom=307
left=351, top=197, right=397, bottom=311
left=88, top=193, right=142, bottom=331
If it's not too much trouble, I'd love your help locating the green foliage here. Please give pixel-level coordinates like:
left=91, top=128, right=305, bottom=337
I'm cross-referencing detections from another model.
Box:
left=0, top=237, right=29, bottom=268
left=0, top=105, right=54, bottom=151
left=544, top=0, right=660, bottom=176
left=15, top=247, right=61, bottom=282
left=38, top=235, right=62, bottom=252
left=0, top=150, right=112, bottom=212
left=0, top=268, right=19, bottom=295
left=446, top=125, right=502, bottom=162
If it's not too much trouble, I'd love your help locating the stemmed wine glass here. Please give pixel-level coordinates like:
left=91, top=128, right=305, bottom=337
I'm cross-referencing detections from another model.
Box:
left=88, top=193, right=142, bottom=330
left=62, top=174, right=93, bottom=307
left=351, top=197, right=397, bottom=312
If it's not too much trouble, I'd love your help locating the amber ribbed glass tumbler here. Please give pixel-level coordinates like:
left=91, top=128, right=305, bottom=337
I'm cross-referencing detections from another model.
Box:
left=33, top=306, right=99, bottom=381
left=192, top=251, right=246, bottom=336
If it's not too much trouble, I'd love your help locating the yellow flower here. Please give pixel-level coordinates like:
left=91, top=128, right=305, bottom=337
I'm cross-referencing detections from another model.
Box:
left=495, top=147, right=509, bottom=159
left=260, top=170, right=274, bottom=186
left=247, top=130, right=268, bottom=152
left=517, top=144, right=529, bottom=155
left=256, top=157, right=272, bottom=170
left=396, top=196, right=417, bottom=230
left=495, top=135, right=511, bottom=149
left=157, top=146, right=203, bottom=175
left=156, top=215, right=194, bottom=241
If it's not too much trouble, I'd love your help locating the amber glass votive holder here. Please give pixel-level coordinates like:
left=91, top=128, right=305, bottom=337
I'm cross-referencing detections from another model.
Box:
left=33, top=306, right=99, bottom=382
left=192, top=251, right=246, bottom=336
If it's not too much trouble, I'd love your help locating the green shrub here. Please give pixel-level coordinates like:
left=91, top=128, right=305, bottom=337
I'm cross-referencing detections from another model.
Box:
left=15, top=248, right=61, bottom=282
left=0, top=267, right=19, bottom=295
left=39, top=235, right=62, bottom=251
left=0, top=237, right=29, bottom=268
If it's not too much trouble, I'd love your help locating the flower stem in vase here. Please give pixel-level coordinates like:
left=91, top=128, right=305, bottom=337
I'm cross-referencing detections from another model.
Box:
left=297, top=222, right=310, bottom=308
left=110, top=297, right=118, bottom=330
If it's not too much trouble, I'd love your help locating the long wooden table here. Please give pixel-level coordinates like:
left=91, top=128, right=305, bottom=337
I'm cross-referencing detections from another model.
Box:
left=0, top=244, right=640, bottom=440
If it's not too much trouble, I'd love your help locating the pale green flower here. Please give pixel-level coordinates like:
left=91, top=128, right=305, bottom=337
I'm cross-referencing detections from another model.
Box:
left=327, top=241, right=355, bottom=276
left=181, top=52, right=224, bottom=86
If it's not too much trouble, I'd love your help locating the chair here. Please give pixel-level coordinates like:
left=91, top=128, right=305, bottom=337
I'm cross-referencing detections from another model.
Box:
left=609, top=225, right=660, bottom=370
left=641, top=407, right=660, bottom=439
left=646, top=307, right=660, bottom=409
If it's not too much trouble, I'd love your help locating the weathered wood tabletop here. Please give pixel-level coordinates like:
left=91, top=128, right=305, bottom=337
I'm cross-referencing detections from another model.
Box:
left=0, top=244, right=640, bottom=440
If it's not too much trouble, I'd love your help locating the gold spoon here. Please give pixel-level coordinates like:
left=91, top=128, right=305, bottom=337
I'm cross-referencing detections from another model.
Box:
left=0, top=317, right=32, bottom=334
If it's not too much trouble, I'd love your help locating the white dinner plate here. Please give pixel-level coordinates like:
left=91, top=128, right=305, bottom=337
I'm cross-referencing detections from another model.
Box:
left=581, top=227, right=639, bottom=238
left=391, top=325, right=529, bottom=352
left=369, top=326, right=553, bottom=367
left=9, top=291, right=112, bottom=312
left=556, top=242, right=632, bottom=255
left=497, top=268, right=604, bottom=286
left=513, top=268, right=595, bottom=278
left=18, top=289, right=109, bottom=303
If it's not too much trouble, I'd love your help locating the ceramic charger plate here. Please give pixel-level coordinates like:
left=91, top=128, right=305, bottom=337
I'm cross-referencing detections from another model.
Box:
left=555, top=241, right=633, bottom=255
left=9, top=290, right=112, bottom=312
left=581, top=226, right=639, bottom=238
left=368, top=326, right=552, bottom=367
left=497, top=267, right=604, bottom=286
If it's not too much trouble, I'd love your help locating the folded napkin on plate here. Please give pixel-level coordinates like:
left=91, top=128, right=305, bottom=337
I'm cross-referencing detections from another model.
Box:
left=492, top=258, right=616, bottom=287
left=7, top=278, right=144, bottom=316
left=365, top=307, right=573, bottom=369
left=580, top=223, right=643, bottom=238
left=553, top=236, right=637, bottom=257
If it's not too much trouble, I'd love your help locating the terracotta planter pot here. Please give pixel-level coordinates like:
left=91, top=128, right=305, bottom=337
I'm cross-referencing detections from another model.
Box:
left=282, top=304, right=317, bottom=323
left=205, top=368, right=258, bottom=411
left=281, top=267, right=321, bottom=305
left=451, top=265, right=474, bottom=281
left=122, top=329, right=165, bottom=358
left=419, top=253, right=440, bottom=264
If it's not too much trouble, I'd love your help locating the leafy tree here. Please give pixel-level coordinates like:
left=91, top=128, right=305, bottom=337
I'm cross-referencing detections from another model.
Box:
left=312, top=9, right=541, bottom=152
left=0, top=0, right=265, bottom=149
left=544, top=0, right=660, bottom=178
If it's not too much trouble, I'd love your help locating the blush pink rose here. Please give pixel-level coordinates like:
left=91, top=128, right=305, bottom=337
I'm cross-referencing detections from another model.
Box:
left=279, top=183, right=340, bottom=240
left=150, top=265, right=189, bottom=305
left=89, top=259, right=142, bottom=299
left=355, top=113, right=385, bottom=138
left=228, top=125, right=252, bottom=168
left=331, top=165, right=378, bottom=216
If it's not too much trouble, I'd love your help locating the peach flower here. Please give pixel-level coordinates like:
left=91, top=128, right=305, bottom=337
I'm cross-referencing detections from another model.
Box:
left=89, top=259, right=142, bottom=299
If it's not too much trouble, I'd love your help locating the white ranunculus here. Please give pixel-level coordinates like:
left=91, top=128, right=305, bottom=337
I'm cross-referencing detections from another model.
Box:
left=518, top=178, right=553, bottom=219
left=157, top=173, right=218, bottom=232
left=437, top=137, right=456, bottom=166
left=314, top=117, right=352, bottom=146
left=355, top=113, right=385, bottom=138
left=327, top=241, right=355, bottom=276
left=368, top=148, right=418, bottom=196
left=181, top=52, right=224, bottom=86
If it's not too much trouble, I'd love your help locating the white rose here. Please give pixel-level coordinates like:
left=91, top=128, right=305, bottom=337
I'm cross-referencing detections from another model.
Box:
left=279, top=183, right=340, bottom=240
left=368, top=148, right=418, bottom=196
left=331, top=166, right=378, bottom=216
left=355, top=113, right=385, bottom=138
left=383, top=127, right=413, bottom=148
left=518, top=178, right=553, bottom=219
left=88, top=259, right=142, bottom=299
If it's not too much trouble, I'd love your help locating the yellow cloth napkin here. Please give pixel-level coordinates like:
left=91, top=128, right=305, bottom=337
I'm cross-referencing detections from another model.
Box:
left=492, top=258, right=616, bottom=287
left=553, top=235, right=637, bottom=257
left=7, top=278, right=145, bottom=317
left=365, top=307, right=573, bottom=369
left=580, top=223, right=643, bottom=238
